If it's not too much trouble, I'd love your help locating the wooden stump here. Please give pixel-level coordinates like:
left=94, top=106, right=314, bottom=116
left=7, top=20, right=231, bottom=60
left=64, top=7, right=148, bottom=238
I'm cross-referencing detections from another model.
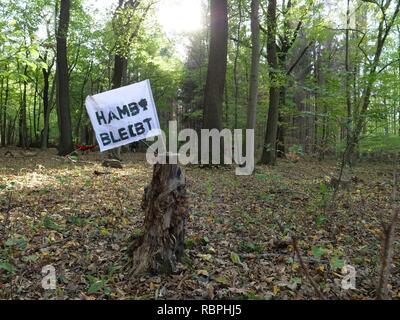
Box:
left=130, top=161, right=188, bottom=275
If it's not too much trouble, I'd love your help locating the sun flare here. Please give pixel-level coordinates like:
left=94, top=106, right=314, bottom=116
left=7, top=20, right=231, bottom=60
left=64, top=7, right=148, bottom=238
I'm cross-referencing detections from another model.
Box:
left=157, top=0, right=203, bottom=35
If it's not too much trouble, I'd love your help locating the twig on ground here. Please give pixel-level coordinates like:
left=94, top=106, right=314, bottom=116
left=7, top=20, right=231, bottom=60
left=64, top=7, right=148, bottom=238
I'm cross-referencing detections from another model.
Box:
left=273, top=219, right=326, bottom=299
left=376, top=173, right=399, bottom=300
left=292, top=236, right=326, bottom=300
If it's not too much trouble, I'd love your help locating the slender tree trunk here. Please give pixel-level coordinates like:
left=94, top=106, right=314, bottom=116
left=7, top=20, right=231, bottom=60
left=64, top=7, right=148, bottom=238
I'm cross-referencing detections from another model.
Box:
left=203, top=0, right=228, bottom=132
left=76, top=63, right=92, bottom=141
left=2, top=76, right=9, bottom=147
left=261, top=0, right=280, bottom=165
left=41, top=67, right=51, bottom=150
left=233, top=0, right=242, bottom=129
left=19, top=65, right=28, bottom=149
left=56, top=0, right=74, bottom=156
left=246, top=0, right=260, bottom=132
left=33, top=73, right=39, bottom=145
left=112, top=54, right=126, bottom=90
left=277, top=90, right=286, bottom=157
left=0, top=78, right=3, bottom=145
left=345, top=0, right=352, bottom=150
left=398, top=26, right=400, bottom=136
left=346, top=1, right=400, bottom=164
left=224, top=81, right=229, bottom=125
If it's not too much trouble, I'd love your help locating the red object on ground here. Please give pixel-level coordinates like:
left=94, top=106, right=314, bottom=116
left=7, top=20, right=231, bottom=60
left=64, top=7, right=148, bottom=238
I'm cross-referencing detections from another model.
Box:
left=76, top=144, right=97, bottom=152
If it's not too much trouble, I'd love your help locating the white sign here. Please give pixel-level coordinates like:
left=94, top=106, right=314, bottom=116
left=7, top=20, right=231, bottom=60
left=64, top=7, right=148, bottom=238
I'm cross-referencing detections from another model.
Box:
left=85, top=80, right=162, bottom=152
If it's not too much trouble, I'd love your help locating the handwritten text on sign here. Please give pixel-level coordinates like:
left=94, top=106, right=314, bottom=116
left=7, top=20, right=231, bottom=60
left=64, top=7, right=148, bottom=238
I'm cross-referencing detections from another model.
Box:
left=85, top=80, right=161, bottom=152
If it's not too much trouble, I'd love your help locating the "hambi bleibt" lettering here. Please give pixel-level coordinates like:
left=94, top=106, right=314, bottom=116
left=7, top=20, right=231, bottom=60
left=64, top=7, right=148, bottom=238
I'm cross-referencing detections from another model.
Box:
left=95, top=98, right=154, bottom=147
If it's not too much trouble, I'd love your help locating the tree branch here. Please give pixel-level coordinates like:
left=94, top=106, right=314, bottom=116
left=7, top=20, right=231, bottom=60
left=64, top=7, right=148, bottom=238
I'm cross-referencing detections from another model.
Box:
left=286, top=41, right=314, bottom=75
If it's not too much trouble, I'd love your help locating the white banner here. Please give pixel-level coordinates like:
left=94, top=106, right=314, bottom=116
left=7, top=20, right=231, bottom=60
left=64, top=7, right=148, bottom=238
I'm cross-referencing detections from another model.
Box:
left=85, top=80, right=162, bottom=152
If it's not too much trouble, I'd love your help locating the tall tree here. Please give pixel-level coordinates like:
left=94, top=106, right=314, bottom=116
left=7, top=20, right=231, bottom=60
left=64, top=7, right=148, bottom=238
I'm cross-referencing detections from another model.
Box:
left=345, top=0, right=400, bottom=164
left=233, top=0, right=243, bottom=129
left=345, top=0, right=352, bottom=149
left=56, top=0, right=73, bottom=156
left=203, top=0, right=228, bottom=132
left=246, top=0, right=260, bottom=132
left=41, top=54, right=55, bottom=150
left=261, top=0, right=280, bottom=165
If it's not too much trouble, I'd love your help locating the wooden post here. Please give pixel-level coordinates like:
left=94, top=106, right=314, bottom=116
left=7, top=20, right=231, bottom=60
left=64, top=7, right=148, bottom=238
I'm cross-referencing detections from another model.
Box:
left=129, top=158, right=188, bottom=275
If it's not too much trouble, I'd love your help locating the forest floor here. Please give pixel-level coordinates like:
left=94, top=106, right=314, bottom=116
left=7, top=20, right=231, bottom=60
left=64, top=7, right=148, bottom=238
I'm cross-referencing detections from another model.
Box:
left=0, top=147, right=399, bottom=300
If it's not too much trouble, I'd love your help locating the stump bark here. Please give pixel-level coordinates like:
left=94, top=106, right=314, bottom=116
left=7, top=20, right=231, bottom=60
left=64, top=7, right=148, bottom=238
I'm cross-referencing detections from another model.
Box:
left=130, top=161, right=188, bottom=275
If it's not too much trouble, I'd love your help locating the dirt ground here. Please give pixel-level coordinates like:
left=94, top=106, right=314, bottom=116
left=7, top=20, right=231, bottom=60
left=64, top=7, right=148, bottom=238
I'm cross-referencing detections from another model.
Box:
left=0, top=147, right=399, bottom=300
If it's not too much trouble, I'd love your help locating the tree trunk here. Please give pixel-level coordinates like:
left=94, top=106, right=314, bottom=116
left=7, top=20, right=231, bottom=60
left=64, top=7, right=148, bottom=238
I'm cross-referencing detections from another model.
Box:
left=56, top=0, right=74, bottom=156
left=112, top=54, right=126, bottom=90
left=233, top=0, right=242, bottom=129
left=1, top=76, right=8, bottom=146
left=130, top=160, right=188, bottom=275
left=19, top=65, right=28, bottom=149
left=261, top=0, right=280, bottom=165
left=246, top=0, right=260, bottom=132
left=0, top=78, right=3, bottom=145
left=345, top=1, right=400, bottom=164
left=203, top=0, right=228, bottom=132
left=277, top=89, right=286, bottom=157
left=398, top=26, right=400, bottom=136
left=76, top=63, right=92, bottom=142
left=41, top=66, right=51, bottom=150
left=107, top=55, right=126, bottom=161
left=33, top=72, right=39, bottom=145
left=345, top=0, right=352, bottom=150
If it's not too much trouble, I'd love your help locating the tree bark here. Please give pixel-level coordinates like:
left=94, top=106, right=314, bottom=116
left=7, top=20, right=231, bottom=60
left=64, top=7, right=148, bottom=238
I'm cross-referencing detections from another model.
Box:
left=233, top=0, right=242, bottom=129
left=203, top=0, right=228, bottom=132
left=56, top=0, right=74, bottom=156
left=261, top=0, right=280, bottom=165
left=130, top=160, right=188, bottom=275
left=41, top=64, right=52, bottom=150
left=18, top=64, right=28, bottom=149
left=246, top=0, right=260, bottom=132
left=33, top=72, right=39, bottom=145
left=76, top=62, right=92, bottom=141
left=1, top=76, right=7, bottom=146
left=345, top=0, right=352, bottom=150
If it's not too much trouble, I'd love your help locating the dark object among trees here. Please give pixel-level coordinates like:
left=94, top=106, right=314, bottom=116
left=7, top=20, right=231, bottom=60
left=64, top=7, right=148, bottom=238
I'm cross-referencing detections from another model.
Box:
left=130, top=160, right=188, bottom=275
left=203, top=0, right=228, bottom=132
left=56, top=0, right=74, bottom=156
left=261, top=0, right=279, bottom=165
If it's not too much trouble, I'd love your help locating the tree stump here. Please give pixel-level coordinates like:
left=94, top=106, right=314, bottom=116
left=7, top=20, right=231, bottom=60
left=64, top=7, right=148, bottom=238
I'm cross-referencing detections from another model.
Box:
left=130, top=160, right=188, bottom=276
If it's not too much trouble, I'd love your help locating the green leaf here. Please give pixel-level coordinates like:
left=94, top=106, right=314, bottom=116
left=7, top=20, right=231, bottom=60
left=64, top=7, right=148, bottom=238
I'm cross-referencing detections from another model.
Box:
left=88, top=279, right=106, bottom=294
left=202, top=236, right=210, bottom=245
left=230, top=252, right=241, bottom=265
left=320, top=182, right=328, bottom=194
left=29, top=49, right=40, bottom=60
left=22, top=255, right=39, bottom=263
left=311, top=246, right=326, bottom=258
left=330, top=256, right=345, bottom=270
left=43, top=216, right=62, bottom=231
left=316, top=215, right=326, bottom=227
left=0, top=262, right=14, bottom=273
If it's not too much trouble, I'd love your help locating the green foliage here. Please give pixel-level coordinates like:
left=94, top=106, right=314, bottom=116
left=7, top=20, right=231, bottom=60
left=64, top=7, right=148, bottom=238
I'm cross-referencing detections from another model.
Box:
left=0, top=262, right=14, bottom=273
left=230, top=252, right=241, bottom=265
left=311, top=246, right=326, bottom=258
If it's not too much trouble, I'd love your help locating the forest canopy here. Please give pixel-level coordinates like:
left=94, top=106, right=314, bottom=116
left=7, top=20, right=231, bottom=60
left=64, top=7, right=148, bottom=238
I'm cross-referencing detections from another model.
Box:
left=0, top=0, right=399, bottom=160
